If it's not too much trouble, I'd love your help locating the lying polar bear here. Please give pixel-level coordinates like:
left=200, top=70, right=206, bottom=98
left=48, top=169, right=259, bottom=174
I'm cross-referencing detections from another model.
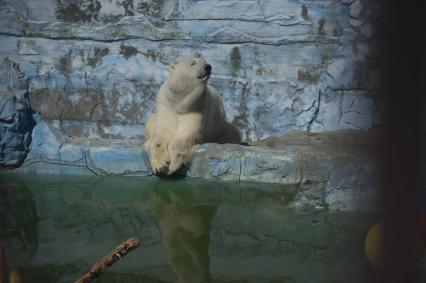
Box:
left=144, top=57, right=241, bottom=175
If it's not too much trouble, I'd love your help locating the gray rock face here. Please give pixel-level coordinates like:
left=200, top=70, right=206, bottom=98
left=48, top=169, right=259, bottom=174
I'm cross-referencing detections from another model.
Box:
left=12, top=127, right=380, bottom=211
left=0, top=58, right=35, bottom=167
left=0, top=0, right=381, bottom=142
left=189, top=130, right=380, bottom=211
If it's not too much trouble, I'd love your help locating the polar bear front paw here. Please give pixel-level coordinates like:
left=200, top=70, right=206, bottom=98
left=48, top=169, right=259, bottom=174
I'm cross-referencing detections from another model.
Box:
left=148, top=142, right=171, bottom=175
left=152, top=159, right=170, bottom=176
left=167, top=142, right=191, bottom=175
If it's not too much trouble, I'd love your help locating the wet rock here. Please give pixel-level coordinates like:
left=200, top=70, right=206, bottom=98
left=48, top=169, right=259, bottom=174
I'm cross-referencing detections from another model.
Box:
left=85, top=142, right=150, bottom=176
left=12, top=129, right=380, bottom=211
left=324, top=160, right=380, bottom=211
left=188, top=144, right=242, bottom=182
left=188, top=144, right=302, bottom=185
left=0, top=58, right=35, bottom=167
left=22, top=120, right=150, bottom=176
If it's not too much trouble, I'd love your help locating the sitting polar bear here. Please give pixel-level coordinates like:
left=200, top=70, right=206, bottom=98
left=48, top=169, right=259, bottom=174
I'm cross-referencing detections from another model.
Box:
left=144, top=57, right=241, bottom=175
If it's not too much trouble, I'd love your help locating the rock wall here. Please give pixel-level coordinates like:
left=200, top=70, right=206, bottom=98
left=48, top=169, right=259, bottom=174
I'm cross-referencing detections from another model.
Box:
left=0, top=57, right=35, bottom=167
left=0, top=0, right=381, bottom=143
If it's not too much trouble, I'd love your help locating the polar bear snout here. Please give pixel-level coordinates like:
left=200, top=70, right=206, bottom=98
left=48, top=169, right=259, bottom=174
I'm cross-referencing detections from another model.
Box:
left=198, top=64, right=212, bottom=80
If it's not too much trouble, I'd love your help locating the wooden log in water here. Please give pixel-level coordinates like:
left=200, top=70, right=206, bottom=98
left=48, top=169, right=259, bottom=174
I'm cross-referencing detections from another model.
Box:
left=74, top=237, right=140, bottom=283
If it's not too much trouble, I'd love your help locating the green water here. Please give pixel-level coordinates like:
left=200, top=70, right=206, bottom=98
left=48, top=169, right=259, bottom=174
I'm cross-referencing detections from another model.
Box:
left=0, top=173, right=376, bottom=283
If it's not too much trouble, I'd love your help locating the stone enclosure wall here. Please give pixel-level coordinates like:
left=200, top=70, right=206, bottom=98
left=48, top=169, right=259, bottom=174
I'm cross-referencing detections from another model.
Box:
left=0, top=0, right=381, bottom=166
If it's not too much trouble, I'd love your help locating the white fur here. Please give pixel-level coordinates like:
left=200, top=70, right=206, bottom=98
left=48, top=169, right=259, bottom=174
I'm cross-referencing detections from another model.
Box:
left=144, top=58, right=241, bottom=175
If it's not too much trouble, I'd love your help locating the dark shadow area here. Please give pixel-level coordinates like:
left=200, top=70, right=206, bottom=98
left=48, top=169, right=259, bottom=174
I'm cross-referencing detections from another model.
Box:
left=376, top=1, right=426, bottom=282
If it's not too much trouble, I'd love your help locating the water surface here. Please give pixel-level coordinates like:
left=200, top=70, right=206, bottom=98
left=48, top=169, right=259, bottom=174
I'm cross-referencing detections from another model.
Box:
left=0, top=173, right=376, bottom=283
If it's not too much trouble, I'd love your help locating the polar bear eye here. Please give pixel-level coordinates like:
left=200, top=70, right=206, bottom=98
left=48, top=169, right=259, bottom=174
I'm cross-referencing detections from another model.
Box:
left=190, top=60, right=196, bottom=66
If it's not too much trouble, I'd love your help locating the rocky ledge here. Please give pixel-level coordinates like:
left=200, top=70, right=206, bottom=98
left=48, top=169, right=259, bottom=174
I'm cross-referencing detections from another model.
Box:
left=8, top=120, right=381, bottom=211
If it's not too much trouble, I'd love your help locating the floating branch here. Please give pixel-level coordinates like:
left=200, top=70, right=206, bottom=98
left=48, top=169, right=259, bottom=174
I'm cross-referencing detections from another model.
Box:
left=74, top=237, right=140, bottom=283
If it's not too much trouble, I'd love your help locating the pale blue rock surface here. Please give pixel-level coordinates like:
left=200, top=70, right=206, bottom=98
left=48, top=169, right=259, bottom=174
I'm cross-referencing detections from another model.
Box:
left=0, top=0, right=381, bottom=142
left=13, top=126, right=380, bottom=211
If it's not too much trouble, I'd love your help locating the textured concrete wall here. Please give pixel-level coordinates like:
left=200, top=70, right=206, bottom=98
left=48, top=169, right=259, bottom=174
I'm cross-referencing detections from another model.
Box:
left=0, top=0, right=381, bottom=144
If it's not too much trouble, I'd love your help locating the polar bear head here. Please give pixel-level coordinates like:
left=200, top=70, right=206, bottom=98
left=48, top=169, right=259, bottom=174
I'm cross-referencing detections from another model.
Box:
left=164, top=58, right=212, bottom=105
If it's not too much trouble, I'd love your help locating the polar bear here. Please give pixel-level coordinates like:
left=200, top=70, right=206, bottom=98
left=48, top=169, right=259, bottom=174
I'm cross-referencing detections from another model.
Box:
left=150, top=188, right=217, bottom=283
left=144, top=57, right=241, bottom=175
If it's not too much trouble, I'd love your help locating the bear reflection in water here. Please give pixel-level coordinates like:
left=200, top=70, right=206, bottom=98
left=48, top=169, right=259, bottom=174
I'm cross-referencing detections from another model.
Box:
left=144, top=57, right=241, bottom=176
left=150, top=186, right=217, bottom=283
